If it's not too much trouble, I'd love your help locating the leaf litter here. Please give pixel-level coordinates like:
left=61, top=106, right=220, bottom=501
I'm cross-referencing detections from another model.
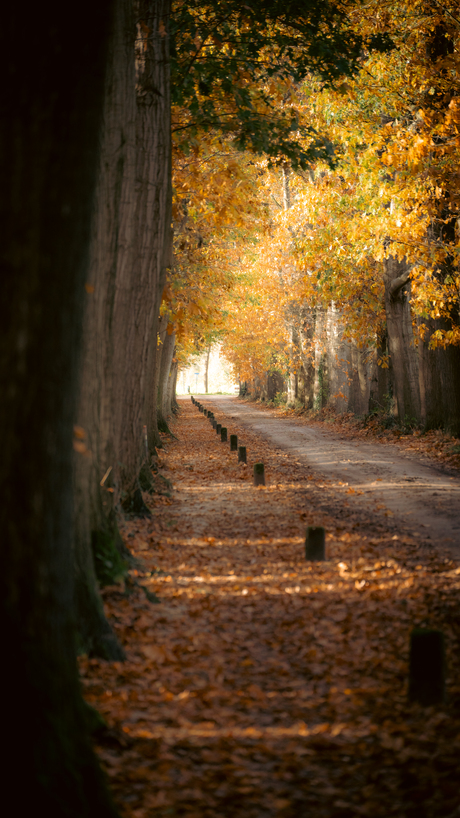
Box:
left=80, top=399, right=460, bottom=817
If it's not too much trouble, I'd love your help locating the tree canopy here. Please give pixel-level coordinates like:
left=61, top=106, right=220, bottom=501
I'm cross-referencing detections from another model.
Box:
left=170, top=0, right=392, bottom=167
left=171, top=0, right=460, bottom=399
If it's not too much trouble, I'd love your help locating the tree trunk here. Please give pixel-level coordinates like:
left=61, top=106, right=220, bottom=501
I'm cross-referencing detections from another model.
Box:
left=298, top=307, right=315, bottom=409
left=114, top=0, right=172, bottom=501
left=74, top=0, right=171, bottom=652
left=168, top=359, right=179, bottom=413
left=149, top=315, right=169, bottom=448
left=415, top=17, right=460, bottom=435
left=0, top=3, right=118, bottom=814
left=205, top=344, right=211, bottom=393
left=287, top=331, right=297, bottom=406
left=158, top=328, right=176, bottom=429
left=384, top=256, right=421, bottom=424
left=313, top=309, right=328, bottom=409
left=418, top=317, right=460, bottom=435
left=74, top=0, right=135, bottom=660
left=369, top=332, right=391, bottom=413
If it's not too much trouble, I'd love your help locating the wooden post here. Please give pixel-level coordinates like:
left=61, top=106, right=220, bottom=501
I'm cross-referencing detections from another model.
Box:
left=230, top=434, right=238, bottom=451
left=409, top=629, right=445, bottom=705
left=253, top=462, right=265, bottom=486
left=238, top=446, right=247, bottom=463
left=220, top=427, right=227, bottom=442
left=305, top=526, right=325, bottom=561
left=211, top=419, right=216, bottom=428
left=216, top=423, right=222, bottom=435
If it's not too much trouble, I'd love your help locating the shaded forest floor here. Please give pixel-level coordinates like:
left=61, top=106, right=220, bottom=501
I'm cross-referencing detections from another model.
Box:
left=81, top=401, right=460, bottom=818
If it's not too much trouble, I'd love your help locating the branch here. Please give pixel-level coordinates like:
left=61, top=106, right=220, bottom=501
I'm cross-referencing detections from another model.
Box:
left=389, top=271, right=411, bottom=298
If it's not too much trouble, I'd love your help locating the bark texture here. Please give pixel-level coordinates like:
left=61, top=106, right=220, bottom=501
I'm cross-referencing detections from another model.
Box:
left=0, top=2, right=118, bottom=813
left=74, top=0, right=171, bottom=654
left=384, top=256, right=421, bottom=423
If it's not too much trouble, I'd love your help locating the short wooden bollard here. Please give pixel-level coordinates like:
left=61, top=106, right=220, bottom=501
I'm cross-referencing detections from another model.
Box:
left=305, top=526, right=326, bottom=561
left=238, top=446, right=247, bottom=464
left=220, top=427, right=228, bottom=442
left=211, top=419, right=216, bottom=429
left=230, top=434, right=238, bottom=451
left=253, top=462, right=265, bottom=486
left=216, top=423, right=222, bottom=435
left=409, top=629, right=445, bottom=705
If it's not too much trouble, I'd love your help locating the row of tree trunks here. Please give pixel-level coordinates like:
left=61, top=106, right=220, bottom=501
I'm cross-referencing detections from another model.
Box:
left=283, top=282, right=460, bottom=434
left=1, top=1, right=119, bottom=813
left=74, top=0, right=172, bottom=656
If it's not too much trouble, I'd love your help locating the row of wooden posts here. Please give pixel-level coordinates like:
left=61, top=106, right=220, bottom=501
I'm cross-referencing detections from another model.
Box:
left=190, top=396, right=447, bottom=707
left=192, top=396, right=328, bottom=561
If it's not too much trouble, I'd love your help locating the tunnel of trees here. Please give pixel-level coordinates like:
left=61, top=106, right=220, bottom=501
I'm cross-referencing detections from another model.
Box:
left=2, top=0, right=460, bottom=811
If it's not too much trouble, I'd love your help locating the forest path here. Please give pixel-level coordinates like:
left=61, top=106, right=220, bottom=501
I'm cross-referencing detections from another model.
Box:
left=202, top=395, right=460, bottom=555
left=84, top=400, right=460, bottom=817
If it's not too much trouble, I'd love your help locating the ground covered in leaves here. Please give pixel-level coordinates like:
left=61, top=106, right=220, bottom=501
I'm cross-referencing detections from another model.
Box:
left=81, top=400, right=460, bottom=818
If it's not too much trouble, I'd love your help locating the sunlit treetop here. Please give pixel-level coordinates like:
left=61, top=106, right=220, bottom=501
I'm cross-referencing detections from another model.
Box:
left=170, top=0, right=393, bottom=168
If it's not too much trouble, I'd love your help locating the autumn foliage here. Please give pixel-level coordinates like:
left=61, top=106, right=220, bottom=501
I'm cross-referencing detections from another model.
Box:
left=169, top=1, right=460, bottom=403
left=82, top=401, right=460, bottom=816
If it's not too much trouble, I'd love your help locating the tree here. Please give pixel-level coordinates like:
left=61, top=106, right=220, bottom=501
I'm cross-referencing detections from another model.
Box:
left=0, top=2, right=118, bottom=813
left=220, top=1, right=460, bottom=432
left=74, top=0, right=172, bottom=654
left=170, top=0, right=383, bottom=165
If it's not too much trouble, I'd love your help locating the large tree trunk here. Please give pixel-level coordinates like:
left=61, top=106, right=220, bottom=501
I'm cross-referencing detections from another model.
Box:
left=384, top=256, right=421, bottom=423
left=74, top=0, right=135, bottom=659
left=417, top=316, right=460, bottom=436
left=115, top=0, right=171, bottom=500
left=415, top=17, right=460, bottom=435
left=0, top=3, right=118, bottom=814
left=74, top=0, right=171, bottom=651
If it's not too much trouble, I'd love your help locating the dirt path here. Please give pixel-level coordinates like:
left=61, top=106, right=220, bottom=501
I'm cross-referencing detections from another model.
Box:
left=203, top=396, right=460, bottom=553
left=82, top=401, right=460, bottom=818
